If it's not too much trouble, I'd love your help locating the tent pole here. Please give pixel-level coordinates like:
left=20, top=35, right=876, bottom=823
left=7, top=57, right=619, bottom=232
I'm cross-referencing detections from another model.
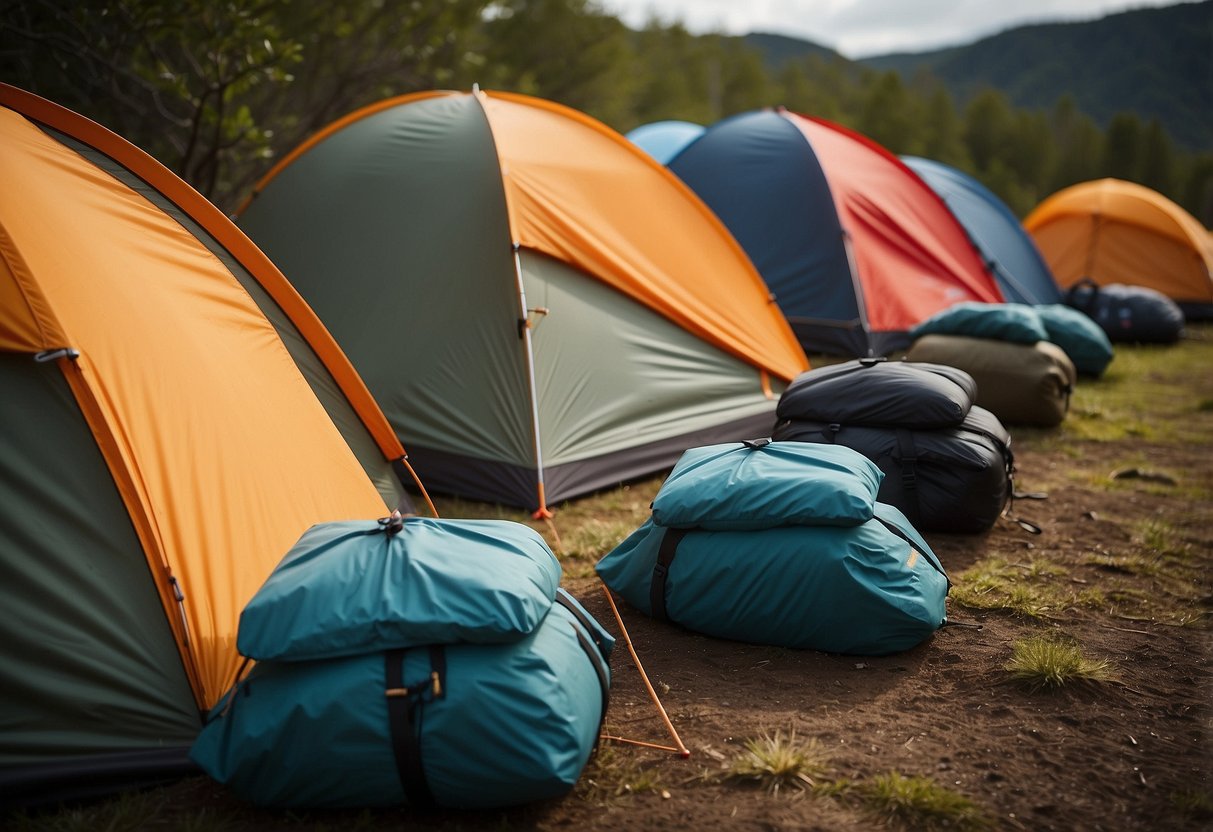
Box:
left=599, top=580, right=691, bottom=758
left=512, top=244, right=553, bottom=519
left=840, top=230, right=874, bottom=357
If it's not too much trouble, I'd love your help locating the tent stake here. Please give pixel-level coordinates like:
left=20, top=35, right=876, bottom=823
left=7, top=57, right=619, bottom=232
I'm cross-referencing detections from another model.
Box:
left=599, top=580, right=691, bottom=759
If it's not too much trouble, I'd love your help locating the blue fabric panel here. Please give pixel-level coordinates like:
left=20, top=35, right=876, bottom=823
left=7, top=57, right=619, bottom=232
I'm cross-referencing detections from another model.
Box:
left=190, top=596, right=610, bottom=808
left=911, top=302, right=1049, bottom=344
left=596, top=503, right=947, bottom=655
left=1035, top=304, right=1114, bottom=376
left=237, top=518, right=560, bottom=661
left=903, top=156, right=1063, bottom=305
left=625, top=120, right=704, bottom=164
left=651, top=441, right=881, bottom=530
left=668, top=110, right=857, bottom=325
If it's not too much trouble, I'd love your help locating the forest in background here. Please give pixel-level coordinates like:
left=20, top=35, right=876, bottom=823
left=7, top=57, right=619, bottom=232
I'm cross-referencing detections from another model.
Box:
left=2, top=0, right=1210, bottom=223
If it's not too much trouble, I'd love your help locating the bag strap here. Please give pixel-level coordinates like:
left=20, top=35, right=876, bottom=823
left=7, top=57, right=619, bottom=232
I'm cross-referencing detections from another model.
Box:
left=649, top=527, right=688, bottom=621
left=553, top=592, right=611, bottom=740
left=893, top=428, right=921, bottom=527
left=384, top=644, right=446, bottom=809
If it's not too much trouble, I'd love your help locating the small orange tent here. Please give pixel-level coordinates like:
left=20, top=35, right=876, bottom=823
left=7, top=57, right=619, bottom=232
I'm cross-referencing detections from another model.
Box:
left=1025, top=179, right=1213, bottom=319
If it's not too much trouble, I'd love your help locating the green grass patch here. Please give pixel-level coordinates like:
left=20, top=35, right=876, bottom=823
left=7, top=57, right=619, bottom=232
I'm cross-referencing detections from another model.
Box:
left=7, top=787, right=250, bottom=832
left=1020, top=334, right=1213, bottom=449
left=725, top=730, right=832, bottom=794
left=1004, top=634, right=1114, bottom=692
left=950, top=557, right=1083, bottom=618
left=576, top=743, right=666, bottom=801
left=856, top=772, right=991, bottom=831
left=1171, top=788, right=1213, bottom=822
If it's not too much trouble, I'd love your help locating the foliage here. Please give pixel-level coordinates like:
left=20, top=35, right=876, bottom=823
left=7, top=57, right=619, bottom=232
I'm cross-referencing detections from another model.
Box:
left=1, top=0, right=1208, bottom=220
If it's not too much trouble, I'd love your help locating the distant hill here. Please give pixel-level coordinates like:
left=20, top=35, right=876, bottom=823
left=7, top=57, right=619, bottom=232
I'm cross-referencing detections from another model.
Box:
left=747, top=1, right=1213, bottom=151
left=742, top=32, right=849, bottom=67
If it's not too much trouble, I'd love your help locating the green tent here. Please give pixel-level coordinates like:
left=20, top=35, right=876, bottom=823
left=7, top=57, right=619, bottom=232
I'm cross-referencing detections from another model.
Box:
left=238, top=89, right=808, bottom=515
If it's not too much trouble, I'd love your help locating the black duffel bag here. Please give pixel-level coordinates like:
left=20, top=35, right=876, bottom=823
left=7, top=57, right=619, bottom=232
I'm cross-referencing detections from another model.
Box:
left=1064, top=278, right=1184, bottom=344
left=773, top=358, right=1013, bottom=533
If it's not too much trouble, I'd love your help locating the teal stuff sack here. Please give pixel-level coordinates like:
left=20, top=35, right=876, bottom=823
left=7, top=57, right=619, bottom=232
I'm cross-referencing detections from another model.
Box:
left=1035, top=304, right=1114, bottom=376
left=651, top=440, right=882, bottom=531
left=237, top=517, right=560, bottom=662
left=911, top=301, right=1048, bottom=344
left=191, top=590, right=612, bottom=809
left=596, top=504, right=947, bottom=655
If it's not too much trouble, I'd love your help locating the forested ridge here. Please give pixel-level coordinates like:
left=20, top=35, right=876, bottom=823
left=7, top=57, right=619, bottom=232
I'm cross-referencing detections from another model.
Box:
left=2, top=0, right=1209, bottom=224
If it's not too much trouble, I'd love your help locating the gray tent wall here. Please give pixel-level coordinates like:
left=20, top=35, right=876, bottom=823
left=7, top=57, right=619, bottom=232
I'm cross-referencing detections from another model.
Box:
left=239, top=93, right=784, bottom=511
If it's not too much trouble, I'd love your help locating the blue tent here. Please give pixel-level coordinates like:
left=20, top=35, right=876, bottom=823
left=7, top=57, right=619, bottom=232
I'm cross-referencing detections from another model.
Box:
left=625, top=120, right=704, bottom=164
left=666, top=110, right=1003, bottom=356
left=902, top=156, right=1062, bottom=306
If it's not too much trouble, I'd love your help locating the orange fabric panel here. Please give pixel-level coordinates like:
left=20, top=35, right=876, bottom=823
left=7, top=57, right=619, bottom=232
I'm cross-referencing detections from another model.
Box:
left=1025, top=179, right=1213, bottom=304
left=477, top=91, right=807, bottom=382
left=0, top=109, right=71, bottom=352
left=0, top=83, right=405, bottom=464
left=1023, top=215, right=1096, bottom=289
left=787, top=114, right=1002, bottom=330
left=2, top=94, right=389, bottom=707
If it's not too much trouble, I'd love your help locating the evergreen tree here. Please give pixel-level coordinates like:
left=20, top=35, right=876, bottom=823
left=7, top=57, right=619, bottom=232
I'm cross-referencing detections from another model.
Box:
left=1138, top=119, right=1175, bottom=195
left=1102, top=112, right=1143, bottom=181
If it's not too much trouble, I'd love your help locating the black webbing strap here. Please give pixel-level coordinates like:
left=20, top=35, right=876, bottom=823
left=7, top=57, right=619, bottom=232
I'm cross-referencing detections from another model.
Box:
left=384, top=645, right=446, bottom=809
left=649, top=527, right=688, bottom=621
left=894, top=428, right=922, bottom=526
left=552, top=592, right=611, bottom=737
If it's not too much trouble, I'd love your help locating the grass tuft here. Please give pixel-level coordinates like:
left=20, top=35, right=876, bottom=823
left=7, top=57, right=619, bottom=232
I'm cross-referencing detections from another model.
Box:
left=1004, top=634, right=1113, bottom=691
left=576, top=743, right=665, bottom=801
left=858, top=772, right=990, bottom=831
left=725, top=730, right=831, bottom=794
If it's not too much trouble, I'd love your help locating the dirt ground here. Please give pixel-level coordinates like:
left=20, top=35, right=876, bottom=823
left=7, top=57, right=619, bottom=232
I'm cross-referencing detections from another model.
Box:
left=557, top=439, right=1213, bottom=832
left=19, top=336, right=1213, bottom=831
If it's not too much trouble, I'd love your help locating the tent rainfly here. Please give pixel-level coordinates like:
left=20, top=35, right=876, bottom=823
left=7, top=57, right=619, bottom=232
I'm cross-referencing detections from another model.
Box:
left=238, top=88, right=808, bottom=515
left=665, top=108, right=1005, bottom=356
left=1024, top=178, right=1213, bottom=320
left=903, top=155, right=1063, bottom=306
left=0, top=83, right=413, bottom=806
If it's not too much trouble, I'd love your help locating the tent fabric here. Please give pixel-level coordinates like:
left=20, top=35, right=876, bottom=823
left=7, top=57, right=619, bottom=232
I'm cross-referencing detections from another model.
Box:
left=902, top=156, right=1063, bottom=306
left=666, top=109, right=1003, bottom=356
left=239, top=89, right=808, bottom=512
left=0, top=84, right=408, bottom=804
left=1024, top=178, right=1213, bottom=319
left=625, top=120, right=705, bottom=164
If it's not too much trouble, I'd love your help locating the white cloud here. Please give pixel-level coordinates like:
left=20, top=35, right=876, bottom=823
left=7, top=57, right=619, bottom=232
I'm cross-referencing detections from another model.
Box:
left=596, top=0, right=1180, bottom=57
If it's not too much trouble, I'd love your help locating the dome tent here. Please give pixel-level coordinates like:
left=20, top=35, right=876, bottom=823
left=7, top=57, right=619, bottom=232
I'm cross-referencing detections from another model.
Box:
left=0, top=83, right=412, bottom=805
left=1024, top=178, right=1213, bottom=320
left=238, top=89, right=807, bottom=515
left=903, top=155, right=1063, bottom=306
left=665, top=109, right=1004, bottom=356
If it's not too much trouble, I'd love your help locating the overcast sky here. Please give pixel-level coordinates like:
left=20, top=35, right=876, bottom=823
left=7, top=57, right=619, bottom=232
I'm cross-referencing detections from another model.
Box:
left=596, top=0, right=1184, bottom=57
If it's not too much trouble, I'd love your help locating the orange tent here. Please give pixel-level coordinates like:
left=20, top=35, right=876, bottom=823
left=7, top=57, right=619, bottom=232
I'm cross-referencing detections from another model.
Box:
left=1025, top=179, right=1213, bottom=319
left=1, top=83, right=412, bottom=803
